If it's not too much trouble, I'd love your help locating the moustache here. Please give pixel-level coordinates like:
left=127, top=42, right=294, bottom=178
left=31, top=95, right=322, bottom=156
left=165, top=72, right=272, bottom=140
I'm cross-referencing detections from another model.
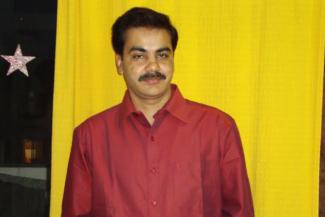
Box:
left=138, top=71, right=167, bottom=82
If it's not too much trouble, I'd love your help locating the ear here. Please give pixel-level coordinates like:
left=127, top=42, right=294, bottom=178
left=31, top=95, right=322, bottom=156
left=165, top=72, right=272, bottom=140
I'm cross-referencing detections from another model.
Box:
left=115, top=54, right=123, bottom=75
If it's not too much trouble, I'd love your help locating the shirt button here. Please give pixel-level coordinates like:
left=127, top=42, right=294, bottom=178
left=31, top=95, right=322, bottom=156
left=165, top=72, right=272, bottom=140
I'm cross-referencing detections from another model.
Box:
left=151, top=200, right=158, bottom=206
left=150, top=167, right=158, bottom=174
left=150, top=136, right=155, bottom=142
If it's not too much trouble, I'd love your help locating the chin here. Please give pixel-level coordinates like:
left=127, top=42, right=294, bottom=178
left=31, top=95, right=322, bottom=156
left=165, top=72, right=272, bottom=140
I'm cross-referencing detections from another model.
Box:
left=141, top=87, right=169, bottom=98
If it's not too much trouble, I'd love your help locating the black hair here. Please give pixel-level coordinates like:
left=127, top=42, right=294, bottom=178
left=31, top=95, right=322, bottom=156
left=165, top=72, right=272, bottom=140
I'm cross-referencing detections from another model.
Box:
left=112, top=7, right=178, bottom=55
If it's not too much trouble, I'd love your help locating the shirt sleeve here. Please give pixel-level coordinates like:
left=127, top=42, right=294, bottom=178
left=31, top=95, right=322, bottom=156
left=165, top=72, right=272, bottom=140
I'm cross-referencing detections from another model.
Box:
left=62, top=126, right=92, bottom=217
left=220, top=120, right=254, bottom=217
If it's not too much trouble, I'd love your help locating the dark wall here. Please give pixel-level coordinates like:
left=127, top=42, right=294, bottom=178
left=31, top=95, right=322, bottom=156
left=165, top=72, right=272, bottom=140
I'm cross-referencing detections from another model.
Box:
left=0, top=0, right=56, bottom=165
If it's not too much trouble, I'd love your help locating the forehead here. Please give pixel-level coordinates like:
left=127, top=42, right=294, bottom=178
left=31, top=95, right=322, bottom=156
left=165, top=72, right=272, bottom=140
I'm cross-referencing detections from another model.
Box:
left=123, top=27, right=172, bottom=51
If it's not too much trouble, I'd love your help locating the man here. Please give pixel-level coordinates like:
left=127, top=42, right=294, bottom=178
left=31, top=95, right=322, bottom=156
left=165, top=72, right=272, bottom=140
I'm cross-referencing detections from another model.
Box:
left=62, top=7, right=254, bottom=217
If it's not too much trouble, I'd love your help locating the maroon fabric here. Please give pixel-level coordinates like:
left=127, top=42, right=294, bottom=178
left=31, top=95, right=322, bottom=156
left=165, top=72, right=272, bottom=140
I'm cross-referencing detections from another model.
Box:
left=62, top=85, right=254, bottom=217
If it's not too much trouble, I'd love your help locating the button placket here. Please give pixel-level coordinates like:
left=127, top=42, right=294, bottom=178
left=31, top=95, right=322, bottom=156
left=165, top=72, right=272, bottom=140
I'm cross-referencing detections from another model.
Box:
left=147, top=131, right=160, bottom=214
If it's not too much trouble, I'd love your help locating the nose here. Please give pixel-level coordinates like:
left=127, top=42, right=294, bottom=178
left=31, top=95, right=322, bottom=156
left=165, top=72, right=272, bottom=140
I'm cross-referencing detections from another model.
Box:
left=145, top=56, right=160, bottom=72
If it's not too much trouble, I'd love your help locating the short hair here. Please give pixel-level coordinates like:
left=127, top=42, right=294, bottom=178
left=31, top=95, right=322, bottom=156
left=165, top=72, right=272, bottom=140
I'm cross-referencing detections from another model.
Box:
left=112, top=7, right=178, bottom=55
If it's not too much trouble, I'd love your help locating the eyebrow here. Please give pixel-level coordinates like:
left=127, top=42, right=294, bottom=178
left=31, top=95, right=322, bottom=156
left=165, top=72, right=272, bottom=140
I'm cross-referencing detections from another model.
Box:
left=128, top=47, right=146, bottom=53
left=128, top=46, right=172, bottom=53
left=156, top=47, right=172, bottom=53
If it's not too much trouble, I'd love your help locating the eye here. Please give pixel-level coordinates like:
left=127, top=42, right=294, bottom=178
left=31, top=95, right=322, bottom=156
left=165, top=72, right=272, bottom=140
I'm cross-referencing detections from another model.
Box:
left=132, top=54, right=144, bottom=60
left=158, top=52, right=169, bottom=59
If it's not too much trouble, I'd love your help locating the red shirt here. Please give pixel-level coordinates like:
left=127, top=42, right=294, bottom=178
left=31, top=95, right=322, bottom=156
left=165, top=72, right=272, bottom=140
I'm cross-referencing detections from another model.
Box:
left=62, top=85, right=254, bottom=217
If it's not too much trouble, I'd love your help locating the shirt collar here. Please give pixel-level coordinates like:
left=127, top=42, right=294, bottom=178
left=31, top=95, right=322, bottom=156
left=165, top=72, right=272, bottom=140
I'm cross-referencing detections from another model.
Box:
left=119, top=84, right=190, bottom=123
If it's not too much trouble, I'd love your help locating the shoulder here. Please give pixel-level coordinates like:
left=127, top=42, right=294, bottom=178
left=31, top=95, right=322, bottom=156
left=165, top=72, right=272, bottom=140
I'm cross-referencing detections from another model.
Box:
left=184, top=99, right=236, bottom=128
left=75, top=103, right=121, bottom=132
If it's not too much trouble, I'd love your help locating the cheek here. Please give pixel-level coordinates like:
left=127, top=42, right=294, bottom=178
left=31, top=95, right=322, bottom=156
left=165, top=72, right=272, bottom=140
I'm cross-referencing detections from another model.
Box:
left=126, top=61, right=146, bottom=73
left=123, top=66, right=143, bottom=82
left=162, top=61, right=174, bottom=73
left=122, top=63, right=137, bottom=75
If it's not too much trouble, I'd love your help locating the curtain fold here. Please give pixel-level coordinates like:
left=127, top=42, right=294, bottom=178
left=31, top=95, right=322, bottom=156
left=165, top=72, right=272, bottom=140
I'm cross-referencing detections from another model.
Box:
left=51, top=0, right=325, bottom=216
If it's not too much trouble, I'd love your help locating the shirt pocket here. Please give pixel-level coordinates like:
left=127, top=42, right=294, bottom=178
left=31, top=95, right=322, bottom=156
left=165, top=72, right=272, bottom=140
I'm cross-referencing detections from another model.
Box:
left=171, top=161, right=203, bottom=217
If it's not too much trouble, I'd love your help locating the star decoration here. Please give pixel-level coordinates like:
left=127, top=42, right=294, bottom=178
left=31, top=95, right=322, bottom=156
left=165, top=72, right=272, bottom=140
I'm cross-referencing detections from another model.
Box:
left=1, top=44, right=36, bottom=77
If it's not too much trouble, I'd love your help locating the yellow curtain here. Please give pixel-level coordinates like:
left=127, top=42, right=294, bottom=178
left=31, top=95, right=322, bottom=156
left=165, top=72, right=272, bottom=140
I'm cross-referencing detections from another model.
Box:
left=51, top=0, right=325, bottom=217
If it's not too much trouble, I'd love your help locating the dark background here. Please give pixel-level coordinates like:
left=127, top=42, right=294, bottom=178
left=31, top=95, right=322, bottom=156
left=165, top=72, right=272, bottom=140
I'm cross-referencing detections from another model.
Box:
left=0, top=1, right=56, bottom=216
left=0, top=0, right=56, bottom=165
left=319, top=56, right=325, bottom=217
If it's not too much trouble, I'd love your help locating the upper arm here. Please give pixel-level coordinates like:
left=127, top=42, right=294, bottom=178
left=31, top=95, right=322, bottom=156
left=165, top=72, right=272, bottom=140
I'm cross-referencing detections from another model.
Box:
left=62, top=126, right=92, bottom=217
left=220, top=120, right=254, bottom=217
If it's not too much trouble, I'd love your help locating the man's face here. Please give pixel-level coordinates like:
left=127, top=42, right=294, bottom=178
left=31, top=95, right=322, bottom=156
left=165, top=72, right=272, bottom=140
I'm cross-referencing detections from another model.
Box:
left=115, top=27, right=174, bottom=101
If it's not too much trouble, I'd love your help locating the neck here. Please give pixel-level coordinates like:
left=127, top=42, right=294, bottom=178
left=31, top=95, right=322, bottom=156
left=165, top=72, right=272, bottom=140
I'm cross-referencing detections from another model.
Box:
left=129, top=87, right=172, bottom=125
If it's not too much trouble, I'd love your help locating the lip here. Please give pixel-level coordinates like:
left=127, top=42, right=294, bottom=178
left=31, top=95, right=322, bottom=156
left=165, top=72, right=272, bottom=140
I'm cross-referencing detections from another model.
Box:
left=143, top=78, right=161, bottom=85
